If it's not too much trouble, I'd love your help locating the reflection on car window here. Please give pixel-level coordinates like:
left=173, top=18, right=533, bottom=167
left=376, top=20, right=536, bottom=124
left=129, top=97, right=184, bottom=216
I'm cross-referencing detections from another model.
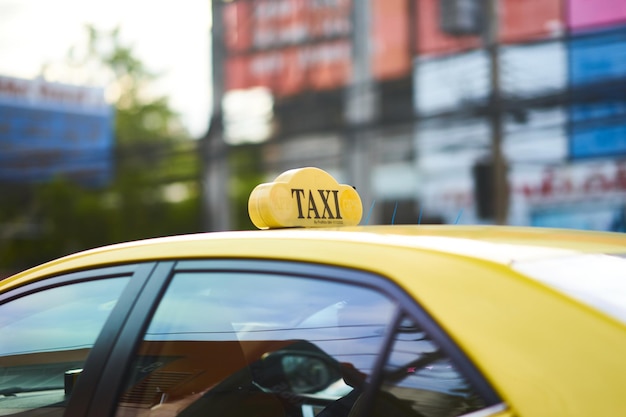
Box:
left=115, top=271, right=493, bottom=417
left=0, top=277, right=130, bottom=417
left=372, top=316, right=487, bottom=417
left=115, top=271, right=396, bottom=417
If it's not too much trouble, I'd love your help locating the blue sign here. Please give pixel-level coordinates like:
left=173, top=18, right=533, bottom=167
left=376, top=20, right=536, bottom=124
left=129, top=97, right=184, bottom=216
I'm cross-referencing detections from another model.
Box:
left=0, top=98, right=114, bottom=186
left=568, top=25, right=626, bottom=159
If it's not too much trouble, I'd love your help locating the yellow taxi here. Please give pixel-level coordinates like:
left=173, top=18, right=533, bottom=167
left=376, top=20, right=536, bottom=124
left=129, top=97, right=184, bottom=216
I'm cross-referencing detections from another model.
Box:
left=2, top=167, right=626, bottom=417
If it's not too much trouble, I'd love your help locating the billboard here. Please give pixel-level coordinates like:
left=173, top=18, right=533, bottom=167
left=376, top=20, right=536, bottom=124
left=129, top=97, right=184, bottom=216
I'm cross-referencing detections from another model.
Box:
left=222, top=0, right=353, bottom=96
left=568, top=26, right=626, bottom=159
left=414, top=50, right=488, bottom=116
left=499, top=41, right=567, bottom=98
left=0, top=76, right=114, bottom=185
left=415, top=40, right=566, bottom=116
left=416, top=0, right=563, bottom=56
left=567, top=0, right=626, bottom=32
left=222, top=0, right=414, bottom=96
left=225, top=41, right=352, bottom=96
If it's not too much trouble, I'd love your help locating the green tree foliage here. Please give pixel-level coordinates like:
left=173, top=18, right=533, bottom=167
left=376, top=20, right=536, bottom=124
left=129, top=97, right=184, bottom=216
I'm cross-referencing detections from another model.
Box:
left=0, top=26, right=202, bottom=275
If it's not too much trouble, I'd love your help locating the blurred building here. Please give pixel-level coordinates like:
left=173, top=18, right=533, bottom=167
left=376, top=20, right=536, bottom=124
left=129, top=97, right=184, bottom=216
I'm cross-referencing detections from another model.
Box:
left=205, top=0, right=626, bottom=231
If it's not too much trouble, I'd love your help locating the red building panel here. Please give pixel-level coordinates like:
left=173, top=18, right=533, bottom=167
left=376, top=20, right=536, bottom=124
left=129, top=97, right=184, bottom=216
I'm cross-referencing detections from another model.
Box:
left=222, top=0, right=352, bottom=96
left=371, top=0, right=412, bottom=80
left=500, top=0, right=562, bottom=43
left=416, top=0, right=563, bottom=56
left=224, top=41, right=352, bottom=97
left=223, top=1, right=253, bottom=53
left=415, top=0, right=481, bottom=57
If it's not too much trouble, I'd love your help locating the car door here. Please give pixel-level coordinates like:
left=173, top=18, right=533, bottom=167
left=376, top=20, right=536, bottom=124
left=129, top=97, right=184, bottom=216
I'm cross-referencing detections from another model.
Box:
left=86, top=260, right=505, bottom=417
left=0, top=262, right=157, bottom=417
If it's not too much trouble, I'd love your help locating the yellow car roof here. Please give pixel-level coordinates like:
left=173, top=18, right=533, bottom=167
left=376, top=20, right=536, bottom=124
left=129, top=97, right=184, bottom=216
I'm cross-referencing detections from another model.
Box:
left=5, top=224, right=626, bottom=290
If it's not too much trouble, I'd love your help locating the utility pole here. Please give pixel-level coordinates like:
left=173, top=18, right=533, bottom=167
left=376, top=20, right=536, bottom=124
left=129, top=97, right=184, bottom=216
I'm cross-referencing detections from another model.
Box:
left=483, top=0, right=508, bottom=225
left=345, top=1, right=376, bottom=207
left=202, top=0, right=231, bottom=231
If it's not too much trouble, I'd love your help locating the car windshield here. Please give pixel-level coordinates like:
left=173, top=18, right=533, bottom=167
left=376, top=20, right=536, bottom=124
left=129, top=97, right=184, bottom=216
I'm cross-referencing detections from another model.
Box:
left=513, top=253, right=626, bottom=325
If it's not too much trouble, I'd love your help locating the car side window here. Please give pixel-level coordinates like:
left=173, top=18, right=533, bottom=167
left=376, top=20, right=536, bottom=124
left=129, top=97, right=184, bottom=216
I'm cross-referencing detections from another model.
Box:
left=114, top=269, right=493, bottom=417
left=0, top=277, right=130, bottom=417
left=114, top=270, right=396, bottom=417
left=369, top=316, right=488, bottom=417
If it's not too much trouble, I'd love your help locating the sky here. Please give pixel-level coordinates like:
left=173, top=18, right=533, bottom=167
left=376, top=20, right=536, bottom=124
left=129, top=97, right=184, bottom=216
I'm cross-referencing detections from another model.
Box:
left=0, top=0, right=212, bottom=138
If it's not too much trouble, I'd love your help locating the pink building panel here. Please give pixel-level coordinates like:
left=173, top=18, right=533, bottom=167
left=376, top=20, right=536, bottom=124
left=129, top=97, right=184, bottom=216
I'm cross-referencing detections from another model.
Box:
left=568, top=0, right=626, bottom=30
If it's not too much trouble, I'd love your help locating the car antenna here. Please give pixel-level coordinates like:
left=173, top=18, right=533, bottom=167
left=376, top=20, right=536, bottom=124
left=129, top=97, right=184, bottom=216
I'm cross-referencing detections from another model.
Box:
left=364, top=200, right=376, bottom=225
left=454, top=208, right=464, bottom=225
left=417, top=205, right=423, bottom=225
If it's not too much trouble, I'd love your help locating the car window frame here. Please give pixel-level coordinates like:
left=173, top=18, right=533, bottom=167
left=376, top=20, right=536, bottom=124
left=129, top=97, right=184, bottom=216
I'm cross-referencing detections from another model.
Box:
left=86, top=259, right=502, bottom=417
left=0, top=262, right=158, bottom=417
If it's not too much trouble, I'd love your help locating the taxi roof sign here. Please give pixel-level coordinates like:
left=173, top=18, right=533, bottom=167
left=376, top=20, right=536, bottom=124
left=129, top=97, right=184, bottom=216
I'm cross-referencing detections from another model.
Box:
left=248, top=167, right=363, bottom=229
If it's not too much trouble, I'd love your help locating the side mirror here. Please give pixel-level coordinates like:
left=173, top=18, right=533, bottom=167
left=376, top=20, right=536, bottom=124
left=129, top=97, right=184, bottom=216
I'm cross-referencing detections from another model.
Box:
left=254, top=350, right=342, bottom=395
